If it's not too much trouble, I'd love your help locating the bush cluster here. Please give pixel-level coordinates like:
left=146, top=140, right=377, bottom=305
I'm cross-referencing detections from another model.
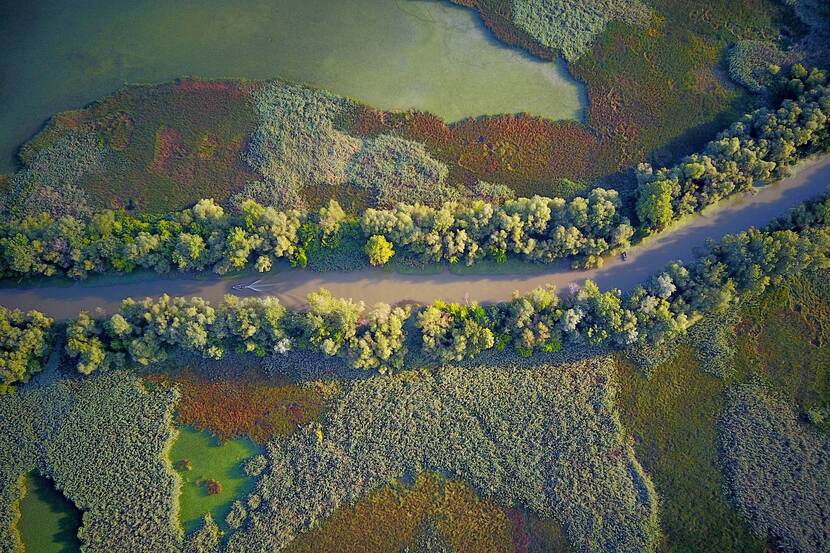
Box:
left=511, top=0, right=650, bottom=62
left=636, top=66, right=830, bottom=230
left=0, top=371, right=181, bottom=552
left=244, top=83, right=455, bottom=210
left=362, top=188, right=633, bottom=267
left=2, top=191, right=820, bottom=383
left=65, top=290, right=413, bottom=376
left=718, top=384, right=830, bottom=552
left=0, top=198, right=314, bottom=279
left=224, top=358, right=659, bottom=553
left=0, top=189, right=631, bottom=279
left=0, top=306, right=53, bottom=391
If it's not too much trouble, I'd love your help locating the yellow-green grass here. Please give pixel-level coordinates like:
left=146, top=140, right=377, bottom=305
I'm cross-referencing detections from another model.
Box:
left=17, top=472, right=82, bottom=553
left=170, top=426, right=260, bottom=535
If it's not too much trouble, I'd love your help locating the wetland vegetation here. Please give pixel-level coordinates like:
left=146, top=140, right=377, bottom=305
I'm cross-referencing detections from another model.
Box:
left=1, top=1, right=829, bottom=553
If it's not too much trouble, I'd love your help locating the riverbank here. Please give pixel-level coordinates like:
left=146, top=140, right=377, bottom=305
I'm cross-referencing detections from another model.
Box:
left=1, top=156, right=827, bottom=319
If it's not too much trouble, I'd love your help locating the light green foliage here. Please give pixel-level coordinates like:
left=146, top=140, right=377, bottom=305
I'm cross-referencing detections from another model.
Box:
left=636, top=70, right=830, bottom=230
left=719, top=384, right=830, bottom=553
left=225, top=358, right=659, bottom=553
left=361, top=188, right=633, bottom=268
left=364, top=234, right=395, bottom=266
left=417, top=301, right=495, bottom=362
left=502, top=285, right=563, bottom=356
left=0, top=371, right=181, bottom=552
left=350, top=134, right=454, bottom=208
left=65, top=311, right=117, bottom=375
left=217, top=295, right=287, bottom=356
left=302, top=289, right=363, bottom=357
left=317, top=199, right=347, bottom=241
left=116, top=295, right=221, bottom=366
left=727, top=40, right=785, bottom=93
left=0, top=306, right=53, bottom=389
left=245, top=83, right=362, bottom=208
left=512, top=0, right=650, bottom=61
left=635, top=177, right=674, bottom=230
left=347, top=303, right=412, bottom=374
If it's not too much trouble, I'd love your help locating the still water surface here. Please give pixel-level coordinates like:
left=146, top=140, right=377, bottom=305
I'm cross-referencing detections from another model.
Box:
left=0, top=0, right=585, bottom=171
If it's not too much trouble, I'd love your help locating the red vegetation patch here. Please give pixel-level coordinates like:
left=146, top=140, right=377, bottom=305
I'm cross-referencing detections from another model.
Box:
left=201, top=478, right=223, bottom=496
left=350, top=109, right=605, bottom=197
left=147, top=369, right=329, bottom=443
left=508, top=508, right=531, bottom=553
left=150, top=126, right=185, bottom=174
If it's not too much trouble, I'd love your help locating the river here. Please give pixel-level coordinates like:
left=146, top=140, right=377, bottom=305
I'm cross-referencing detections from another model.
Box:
left=0, top=0, right=584, bottom=172
left=1, top=157, right=828, bottom=319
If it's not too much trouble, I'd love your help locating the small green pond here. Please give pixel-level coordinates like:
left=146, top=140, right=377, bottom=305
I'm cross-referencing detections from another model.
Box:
left=0, top=0, right=585, bottom=172
left=18, top=473, right=82, bottom=553
left=171, top=426, right=260, bottom=534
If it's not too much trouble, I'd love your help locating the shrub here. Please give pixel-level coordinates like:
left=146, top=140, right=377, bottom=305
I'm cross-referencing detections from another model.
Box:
left=365, top=234, right=395, bottom=266
left=636, top=69, right=830, bottom=231
left=511, top=0, right=650, bottom=62
left=719, top=384, right=830, bottom=553
left=0, top=306, right=53, bottom=390
left=417, top=301, right=495, bottom=362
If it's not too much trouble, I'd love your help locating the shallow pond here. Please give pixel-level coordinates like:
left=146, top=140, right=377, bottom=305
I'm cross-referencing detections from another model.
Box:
left=171, top=426, right=260, bottom=534
left=18, top=473, right=82, bottom=553
left=0, top=0, right=585, bottom=172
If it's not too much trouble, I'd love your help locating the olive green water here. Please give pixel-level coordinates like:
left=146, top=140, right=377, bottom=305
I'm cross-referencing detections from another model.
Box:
left=0, top=0, right=585, bottom=172
left=18, top=473, right=82, bottom=553
left=171, top=426, right=260, bottom=534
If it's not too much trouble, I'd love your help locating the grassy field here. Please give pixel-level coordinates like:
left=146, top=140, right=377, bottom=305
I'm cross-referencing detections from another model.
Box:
left=17, top=473, right=82, bottom=553
left=170, top=426, right=260, bottom=534
left=615, top=269, right=830, bottom=552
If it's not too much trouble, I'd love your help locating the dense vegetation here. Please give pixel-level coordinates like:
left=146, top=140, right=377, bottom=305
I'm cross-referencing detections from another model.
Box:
left=636, top=67, right=829, bottom=230
left=2, top=66, right=826, bottom=283
left=0, top=191, right=806, bottom=382
left=0, top=306, right=53, bottom=391
left=0, top=372, right=180, bottom=552
left=224, top=358, right=659, bottom=553
left=719, top=384, right=830, bottom=553
left=0, top=188, right=632, bottom=280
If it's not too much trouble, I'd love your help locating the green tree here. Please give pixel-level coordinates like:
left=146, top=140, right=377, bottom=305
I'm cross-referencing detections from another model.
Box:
left=636, top=179, right=674, bottom=230
left=0, top=306, right=53, bottom=388
left=365, top=234, right=395, bottom=266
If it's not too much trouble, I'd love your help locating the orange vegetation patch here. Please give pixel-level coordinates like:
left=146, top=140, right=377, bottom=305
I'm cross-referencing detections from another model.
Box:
left=285, top=473, right=517, bottom=553
left=146, top=369, right=332, bottom=443
left=349, top=109, right=604, bottom=196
